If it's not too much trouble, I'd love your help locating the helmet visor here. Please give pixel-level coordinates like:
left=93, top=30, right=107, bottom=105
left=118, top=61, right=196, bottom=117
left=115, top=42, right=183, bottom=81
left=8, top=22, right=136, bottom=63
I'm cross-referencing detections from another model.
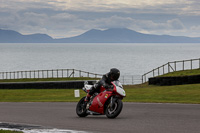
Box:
left=112, top=73, right=120, bottom=80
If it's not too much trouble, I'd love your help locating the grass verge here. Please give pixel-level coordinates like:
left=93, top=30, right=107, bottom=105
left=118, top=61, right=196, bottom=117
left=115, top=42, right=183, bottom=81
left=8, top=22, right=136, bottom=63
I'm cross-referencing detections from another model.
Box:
left=0, top=83, right=200, bottom=104
left=159, top=68, right=200, bottom=77
left=124, top=83, right=200, bottom=104
left=0, top=130, right=23, bottom=133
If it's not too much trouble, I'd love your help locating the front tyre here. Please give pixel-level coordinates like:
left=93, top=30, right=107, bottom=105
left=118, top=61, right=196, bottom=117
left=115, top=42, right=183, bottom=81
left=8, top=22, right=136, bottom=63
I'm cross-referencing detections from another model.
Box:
left=76, top=97, right=88, bottom=117
left=105, top=99, right=123, bottom=119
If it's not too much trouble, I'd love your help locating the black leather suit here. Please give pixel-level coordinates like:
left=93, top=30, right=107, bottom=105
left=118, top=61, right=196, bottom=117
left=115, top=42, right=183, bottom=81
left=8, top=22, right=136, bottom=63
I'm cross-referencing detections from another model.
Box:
left=89, top=73, right=114, bottom=96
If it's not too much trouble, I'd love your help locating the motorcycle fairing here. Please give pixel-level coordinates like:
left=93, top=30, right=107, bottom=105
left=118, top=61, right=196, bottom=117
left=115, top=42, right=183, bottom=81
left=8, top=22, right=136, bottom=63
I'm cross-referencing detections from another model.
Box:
left=89, top=91, right=112, bottom=114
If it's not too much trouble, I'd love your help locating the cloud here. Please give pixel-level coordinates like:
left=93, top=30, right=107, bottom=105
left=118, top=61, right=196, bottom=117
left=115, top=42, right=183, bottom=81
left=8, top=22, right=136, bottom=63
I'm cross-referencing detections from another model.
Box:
left=0, top=0, right=200, bottom=38
left=46, top=0, right=191, bottom=11
left=85, top=16, right=185, bottom=32
left=1, top=0, right=199, bottom=14
left=167, top=19, right=185, bottom=29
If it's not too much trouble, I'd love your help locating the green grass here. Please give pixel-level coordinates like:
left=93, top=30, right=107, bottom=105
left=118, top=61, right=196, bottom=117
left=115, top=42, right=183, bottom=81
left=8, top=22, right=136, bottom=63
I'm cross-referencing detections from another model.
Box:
left=0, top=69, right=200, bottom=104
left=0, top=89, right=84, bottom=102
left=124, top=83, right=200, bottom=104
left=159, top=68, right=200, bottom=77
left=0, top=77, right=100, bottom=83
left=0, top=130, right=23, bottom=133
left=0, top=83, right=200, bottom=104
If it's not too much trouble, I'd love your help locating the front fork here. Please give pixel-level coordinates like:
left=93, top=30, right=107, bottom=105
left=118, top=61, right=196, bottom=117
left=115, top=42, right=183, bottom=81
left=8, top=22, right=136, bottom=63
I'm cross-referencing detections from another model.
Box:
left=109, top=96, right=118, bottom=110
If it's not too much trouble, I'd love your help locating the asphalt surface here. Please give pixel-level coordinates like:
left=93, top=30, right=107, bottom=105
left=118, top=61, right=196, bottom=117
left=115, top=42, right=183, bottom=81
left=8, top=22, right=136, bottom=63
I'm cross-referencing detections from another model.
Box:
left=0, top=102, right=200, bottom=133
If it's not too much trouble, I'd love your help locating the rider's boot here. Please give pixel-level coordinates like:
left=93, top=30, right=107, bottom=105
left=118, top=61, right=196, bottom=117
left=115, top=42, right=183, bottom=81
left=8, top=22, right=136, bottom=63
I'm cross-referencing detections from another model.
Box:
left=84, top=93, right=91, bottom=102
left=84, top=86, right=96, bottom=102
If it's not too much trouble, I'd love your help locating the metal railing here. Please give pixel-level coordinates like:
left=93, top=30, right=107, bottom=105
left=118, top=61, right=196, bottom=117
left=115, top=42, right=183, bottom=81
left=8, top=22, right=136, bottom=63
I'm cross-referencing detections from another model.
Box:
left=142, top=58, right=200, bottom=83
left=0, top=68, right=143, bottom=85
left=119, top=75, right=142, bottom=85
left=0, top=69, right=103, bottom=80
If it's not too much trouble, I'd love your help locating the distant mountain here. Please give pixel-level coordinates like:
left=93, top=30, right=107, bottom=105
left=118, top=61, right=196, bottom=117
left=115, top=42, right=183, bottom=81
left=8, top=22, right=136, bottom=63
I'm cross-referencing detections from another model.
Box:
left=0, top=29, right=53, bottom=43
left=1, top=28, right=200, bottom=43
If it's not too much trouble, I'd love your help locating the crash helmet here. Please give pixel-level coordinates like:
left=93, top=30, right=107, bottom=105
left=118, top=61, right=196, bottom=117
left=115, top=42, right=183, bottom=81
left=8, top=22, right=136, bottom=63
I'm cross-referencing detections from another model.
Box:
left=109, top=68, right=120, bottom=81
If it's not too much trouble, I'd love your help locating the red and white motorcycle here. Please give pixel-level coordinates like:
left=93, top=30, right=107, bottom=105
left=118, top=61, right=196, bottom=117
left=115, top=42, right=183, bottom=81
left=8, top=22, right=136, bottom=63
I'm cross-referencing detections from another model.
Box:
left=76, top=80, right=126, bottom=119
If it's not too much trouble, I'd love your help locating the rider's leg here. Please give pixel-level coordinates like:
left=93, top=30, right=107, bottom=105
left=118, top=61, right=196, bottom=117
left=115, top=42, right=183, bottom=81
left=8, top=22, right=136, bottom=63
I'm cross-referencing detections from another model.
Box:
left=84, top=87, right=95, bottom=102
left=84, top=93, right=91, bottom=102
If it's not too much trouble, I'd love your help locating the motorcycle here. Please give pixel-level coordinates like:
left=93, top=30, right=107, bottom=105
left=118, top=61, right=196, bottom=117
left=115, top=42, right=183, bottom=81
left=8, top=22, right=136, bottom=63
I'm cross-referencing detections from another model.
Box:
left=76, top=80, right=126, bottom=119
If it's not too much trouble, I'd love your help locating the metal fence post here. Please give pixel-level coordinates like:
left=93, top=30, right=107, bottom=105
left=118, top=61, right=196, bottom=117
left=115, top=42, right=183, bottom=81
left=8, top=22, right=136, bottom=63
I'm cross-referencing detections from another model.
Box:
left=79, top=70, right=81, bottom=77
left=2, top=72, right=4, bottom=79
left=30, top=71, right=31, bottom=79
left=168, top=62, right=170, bottom=73
left=38, top=70, right=39, bottom=78
left=163, top=65, right=165, bottom=74
left=142, top=75, right=144, bottom=83
left=34, top=71, right=35, bottom=78
left=199, top=58, right=200, bottom=69
left=174, top=61, right=176, bottom=71
left=21, top=71, right=22, bottom=79
left=47, top=70, right=48, bottom=78
left=199, top=58, right=200, bottom=68
left=42, top=70, right=44, bottom=78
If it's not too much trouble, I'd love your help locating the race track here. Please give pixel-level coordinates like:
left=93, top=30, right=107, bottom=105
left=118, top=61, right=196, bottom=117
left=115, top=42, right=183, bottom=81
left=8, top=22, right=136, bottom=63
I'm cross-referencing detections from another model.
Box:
left=0, top=102, right=200, bottom=133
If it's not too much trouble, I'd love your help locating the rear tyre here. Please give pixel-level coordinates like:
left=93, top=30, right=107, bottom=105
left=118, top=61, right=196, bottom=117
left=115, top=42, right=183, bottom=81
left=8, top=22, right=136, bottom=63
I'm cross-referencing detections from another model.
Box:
left=76, top=97, right=88, bottom=117
left=105, top=99, right=123, bottom=119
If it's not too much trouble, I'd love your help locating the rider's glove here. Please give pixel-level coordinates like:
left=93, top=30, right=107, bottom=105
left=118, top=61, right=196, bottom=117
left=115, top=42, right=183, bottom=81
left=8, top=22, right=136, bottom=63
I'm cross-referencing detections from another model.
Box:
left=103, top=83, right=109, bottom=89
left=108, top=85, right=114, bottom=89
left=103, top=84, right=113, bottom=90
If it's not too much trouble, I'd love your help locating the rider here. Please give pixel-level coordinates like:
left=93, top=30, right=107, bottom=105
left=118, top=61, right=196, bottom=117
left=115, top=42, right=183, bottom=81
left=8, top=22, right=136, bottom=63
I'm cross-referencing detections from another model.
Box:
left=85, top=68, right=120, bottom=102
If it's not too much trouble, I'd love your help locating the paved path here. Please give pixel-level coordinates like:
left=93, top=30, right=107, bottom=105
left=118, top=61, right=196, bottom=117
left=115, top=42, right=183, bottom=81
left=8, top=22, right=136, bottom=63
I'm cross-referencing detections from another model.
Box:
left=0, top=102, right=200, bottom=133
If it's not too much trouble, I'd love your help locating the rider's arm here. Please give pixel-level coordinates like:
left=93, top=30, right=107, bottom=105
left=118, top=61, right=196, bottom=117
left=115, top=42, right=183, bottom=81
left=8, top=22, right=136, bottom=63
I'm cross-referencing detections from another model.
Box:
left=94, top=74, right=108, bottom=89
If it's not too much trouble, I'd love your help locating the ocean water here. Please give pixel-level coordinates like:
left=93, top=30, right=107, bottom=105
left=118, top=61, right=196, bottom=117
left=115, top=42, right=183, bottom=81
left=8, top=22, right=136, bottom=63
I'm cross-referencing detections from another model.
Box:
left=0, top=43, right=200, bottom=76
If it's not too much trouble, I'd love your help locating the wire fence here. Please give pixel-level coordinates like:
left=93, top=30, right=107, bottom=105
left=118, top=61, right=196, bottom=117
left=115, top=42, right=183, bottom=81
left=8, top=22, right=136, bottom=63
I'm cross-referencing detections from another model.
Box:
left=3, top=57, right=198, bottom=85
left=119, top=75, right=142, bottom=85
left=0, top=69, right=103, bottom=80
left=142, top=58, right=200, bottom=83
left=0, top=69, right=142, bottom=85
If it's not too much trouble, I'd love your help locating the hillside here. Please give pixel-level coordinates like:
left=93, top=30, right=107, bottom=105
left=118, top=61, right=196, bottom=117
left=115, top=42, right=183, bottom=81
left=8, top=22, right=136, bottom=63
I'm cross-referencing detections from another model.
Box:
left=149, top=69, right=200, bottom=86
left=56, top=28, right=200, bottom=43
left=159, top=69, right=200, bottom=77
left=1, top=28, right=200, bottom=43
left=0, top=29, right=53, bottom=43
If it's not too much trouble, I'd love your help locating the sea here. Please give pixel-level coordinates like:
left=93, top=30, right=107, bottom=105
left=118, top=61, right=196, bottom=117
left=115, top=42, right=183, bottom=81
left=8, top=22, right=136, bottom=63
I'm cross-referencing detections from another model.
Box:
left=0, top=43, right=200, bottom=83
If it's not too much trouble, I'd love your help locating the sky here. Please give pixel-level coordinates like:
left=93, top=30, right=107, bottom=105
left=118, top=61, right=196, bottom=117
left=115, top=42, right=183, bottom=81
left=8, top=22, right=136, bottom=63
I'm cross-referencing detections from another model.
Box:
left=0, top=0, right=200, bottom=38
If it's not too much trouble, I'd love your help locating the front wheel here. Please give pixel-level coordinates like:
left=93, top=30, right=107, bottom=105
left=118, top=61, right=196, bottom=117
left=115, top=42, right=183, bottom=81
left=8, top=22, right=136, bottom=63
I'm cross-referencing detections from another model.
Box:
left=105, top=99, right=123, bottom=119
left=76, top=97, right=88, bottom=117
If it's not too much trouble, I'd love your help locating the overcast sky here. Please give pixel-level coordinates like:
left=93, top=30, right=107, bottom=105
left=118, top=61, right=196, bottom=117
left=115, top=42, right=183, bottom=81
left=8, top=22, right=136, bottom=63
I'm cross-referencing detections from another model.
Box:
left=1, top=0, right=200, bottom=38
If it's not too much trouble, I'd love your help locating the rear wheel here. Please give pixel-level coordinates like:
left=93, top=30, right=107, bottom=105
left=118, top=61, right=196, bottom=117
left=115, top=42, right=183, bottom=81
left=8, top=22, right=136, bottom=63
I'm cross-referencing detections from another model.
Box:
left=76, top=97, right=88, bottom=117
left=105, top=99, right=123, bottom=119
